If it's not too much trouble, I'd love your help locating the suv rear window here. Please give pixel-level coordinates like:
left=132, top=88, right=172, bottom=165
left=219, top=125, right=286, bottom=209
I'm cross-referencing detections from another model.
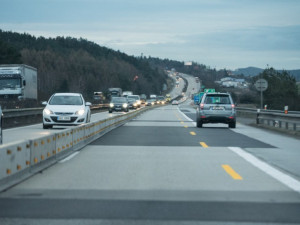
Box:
left=204, top=95, right=231, bottom=104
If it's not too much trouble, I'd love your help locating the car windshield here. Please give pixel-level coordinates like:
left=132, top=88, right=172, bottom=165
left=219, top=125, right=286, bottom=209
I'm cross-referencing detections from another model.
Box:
left=127, top=95, right=139, bottom=100
left=204, top=95, right=230, bottom=104
left=112, top=97, right=127, bottom=103
left=49, top=95, right=83, bottom=105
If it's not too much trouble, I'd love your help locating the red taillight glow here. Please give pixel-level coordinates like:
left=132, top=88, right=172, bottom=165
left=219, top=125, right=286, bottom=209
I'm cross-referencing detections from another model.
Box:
left=200, top=103, right=204, bottom=109
left=231, top=104, right=235, bottom=108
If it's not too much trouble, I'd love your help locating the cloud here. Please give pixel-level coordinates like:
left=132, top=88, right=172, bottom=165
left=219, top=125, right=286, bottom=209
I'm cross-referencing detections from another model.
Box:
left=1, top=0, right=300, bottom=69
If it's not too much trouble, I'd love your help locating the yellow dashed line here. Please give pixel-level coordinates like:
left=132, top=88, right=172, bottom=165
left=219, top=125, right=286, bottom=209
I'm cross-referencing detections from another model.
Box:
left=200, top=142, right=208, bottom=148
left=180, top=121, right=184, bottom=124
left=184, top=126, right=188, bottom=128
left=222, top=165, right=243, bottom=180
left=190, top=131, right=196, bottom=136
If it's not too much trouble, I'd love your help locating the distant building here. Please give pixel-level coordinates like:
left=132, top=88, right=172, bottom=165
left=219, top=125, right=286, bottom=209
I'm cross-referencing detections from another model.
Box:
left=218, top=77, right=248, bottom=88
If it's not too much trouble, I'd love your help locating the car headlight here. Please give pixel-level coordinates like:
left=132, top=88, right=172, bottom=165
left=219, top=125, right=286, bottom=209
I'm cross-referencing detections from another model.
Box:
left=110, top=103, right=114, bottom=108
left=123, top=103, right=128, bottom=108
left=76, top=109, right=85, bottom=116
left=137, top=100, right=141, bottom=105
left=43, top=108, right=53, bottom=115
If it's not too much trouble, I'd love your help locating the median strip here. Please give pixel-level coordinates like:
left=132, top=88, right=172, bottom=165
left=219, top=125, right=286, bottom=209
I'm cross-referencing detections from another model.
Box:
left=222, top=164, right=243, bottom=180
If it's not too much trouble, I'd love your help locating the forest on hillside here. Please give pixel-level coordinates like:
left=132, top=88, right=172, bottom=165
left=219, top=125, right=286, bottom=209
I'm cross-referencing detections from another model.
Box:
left=0, top=30, right=167, bottom=102
left=1, top=30, right=299, bottom=110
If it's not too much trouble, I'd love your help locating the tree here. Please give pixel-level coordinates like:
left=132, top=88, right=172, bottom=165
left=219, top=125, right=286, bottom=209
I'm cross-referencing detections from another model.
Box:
left=254, top=68, right=299, bottom=110
left=0, top=40, right=22, bottom=64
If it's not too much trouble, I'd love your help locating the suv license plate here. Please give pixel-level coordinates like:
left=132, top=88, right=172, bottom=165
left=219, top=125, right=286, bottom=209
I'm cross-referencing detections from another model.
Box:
left=58, top=116, right=71, bottom=121
left=212, top=106, right=224, bottom=110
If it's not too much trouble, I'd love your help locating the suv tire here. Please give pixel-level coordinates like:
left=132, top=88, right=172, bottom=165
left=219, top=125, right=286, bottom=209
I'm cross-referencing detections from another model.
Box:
left=229, top=122, right=236, bottom=128
left=196, top=119, right=203, bottom=128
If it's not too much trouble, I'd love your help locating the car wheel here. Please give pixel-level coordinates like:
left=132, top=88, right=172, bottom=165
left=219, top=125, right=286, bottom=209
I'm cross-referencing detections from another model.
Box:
left=196, top=119, right=203, bottom=128
left=109, top=110, right=112, bottom=113
left=229, top=122, right=236, bottom=128
left=43, top=124, right=52, bottom=129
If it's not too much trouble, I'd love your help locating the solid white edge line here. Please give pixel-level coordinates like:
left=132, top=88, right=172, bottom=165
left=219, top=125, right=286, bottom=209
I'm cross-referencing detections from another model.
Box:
left=228, top=147, right=300, bottom=193
left=59, top=152, right=80, bottom=163
left=177, top=107, right=197, bottom=126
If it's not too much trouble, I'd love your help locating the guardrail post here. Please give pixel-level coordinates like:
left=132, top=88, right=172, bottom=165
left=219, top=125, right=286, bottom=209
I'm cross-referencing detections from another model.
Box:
left=293, top=123, right=297, bottom=131
left=256, top=109, right=260, bottom=124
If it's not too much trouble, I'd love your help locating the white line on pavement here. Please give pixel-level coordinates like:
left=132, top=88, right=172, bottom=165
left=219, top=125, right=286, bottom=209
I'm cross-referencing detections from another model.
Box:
left=177, top=107, right=196, bottom=126
left=228, top=147, right=300, bottom=193
left=59, top=152, right=80, bottom=163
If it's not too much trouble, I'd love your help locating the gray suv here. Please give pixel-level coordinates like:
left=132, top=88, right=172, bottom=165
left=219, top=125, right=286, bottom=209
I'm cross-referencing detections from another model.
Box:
left=196, top=92, right=236, bottom=128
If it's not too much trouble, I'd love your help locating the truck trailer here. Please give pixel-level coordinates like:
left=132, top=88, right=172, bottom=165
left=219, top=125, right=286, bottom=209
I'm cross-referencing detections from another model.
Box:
left=0, top=64, right=37, bottom=101
left=108, top=88, right=122, bottom=100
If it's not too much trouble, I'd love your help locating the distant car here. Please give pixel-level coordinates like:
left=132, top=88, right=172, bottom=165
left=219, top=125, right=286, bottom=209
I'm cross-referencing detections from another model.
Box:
left=109, top=97, right=129, bottom=113
left=172, top=100, right=179, bottom=105
left=157, top=96, right=166, bottom=104
left=145, top=99, right=155, bottom=106
left=127, top=95, right=141, bottom=107
left=127, top=98, right=138, bottom=109
left=196, top=92, right=236, bottom=128
left=42, top=93, right=91, bottom=129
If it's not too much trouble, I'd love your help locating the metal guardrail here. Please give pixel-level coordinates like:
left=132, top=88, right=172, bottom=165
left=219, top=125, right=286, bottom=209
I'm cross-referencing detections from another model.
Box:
left=236, top=107, right=300, bottom=133
left=2, top=104, right=109, bottom=118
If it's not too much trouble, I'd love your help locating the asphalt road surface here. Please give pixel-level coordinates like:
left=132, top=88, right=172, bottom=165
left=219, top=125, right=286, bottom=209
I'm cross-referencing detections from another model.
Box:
left=1, top=103, right=300, bottom=225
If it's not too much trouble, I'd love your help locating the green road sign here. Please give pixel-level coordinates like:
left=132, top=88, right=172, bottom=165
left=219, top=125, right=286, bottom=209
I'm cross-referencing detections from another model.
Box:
left=204, top=89, right=215, bottom=93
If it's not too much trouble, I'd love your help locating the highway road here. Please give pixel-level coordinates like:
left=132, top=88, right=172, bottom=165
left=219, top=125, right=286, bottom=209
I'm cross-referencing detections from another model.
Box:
left=1, top=98, right=300, bottom=224
left=1, top=72, right=300, bottom=224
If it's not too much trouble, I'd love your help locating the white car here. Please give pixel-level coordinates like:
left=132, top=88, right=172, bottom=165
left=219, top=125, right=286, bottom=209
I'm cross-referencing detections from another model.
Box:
left=42, top=93, right=91, bottom=129
left=172, top=100, right=179, bottom=105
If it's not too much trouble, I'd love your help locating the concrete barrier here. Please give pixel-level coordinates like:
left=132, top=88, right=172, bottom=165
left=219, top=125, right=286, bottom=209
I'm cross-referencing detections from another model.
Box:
left=72, top=126, right=86, bottom=151
left=30, top=134, right=56, bottom=173
left=0, top=140, right=31, bottom=190
left=55, top=129, right=74, bottom=160
left=0, top=106, right=154, bottom=191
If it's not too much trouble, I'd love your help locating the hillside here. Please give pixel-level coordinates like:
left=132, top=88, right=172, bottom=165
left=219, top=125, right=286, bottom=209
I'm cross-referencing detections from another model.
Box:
left=233, top=67, right=300, bottom=81
left=0, top=30, right=167, bottom=101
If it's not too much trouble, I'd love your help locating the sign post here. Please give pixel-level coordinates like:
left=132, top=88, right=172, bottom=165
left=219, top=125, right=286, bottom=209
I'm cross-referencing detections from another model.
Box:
left=255, top=79, right=268, bottom=109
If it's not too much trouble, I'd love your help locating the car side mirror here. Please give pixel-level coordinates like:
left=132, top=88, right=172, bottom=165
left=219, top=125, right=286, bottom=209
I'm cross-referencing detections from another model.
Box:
left=85, top=102, right=92, bottom=106
left=42, top=101, right=48, bottom=106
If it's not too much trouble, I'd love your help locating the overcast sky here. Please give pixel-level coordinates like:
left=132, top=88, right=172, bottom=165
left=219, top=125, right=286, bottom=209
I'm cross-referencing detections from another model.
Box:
left=1, top=0, right=300, bottom=70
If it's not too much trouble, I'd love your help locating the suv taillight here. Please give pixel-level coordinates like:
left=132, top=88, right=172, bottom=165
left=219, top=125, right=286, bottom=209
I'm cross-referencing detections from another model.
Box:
left=231, top=104, right=235, bottom=108
left=200, top=103, right=204, bottom=109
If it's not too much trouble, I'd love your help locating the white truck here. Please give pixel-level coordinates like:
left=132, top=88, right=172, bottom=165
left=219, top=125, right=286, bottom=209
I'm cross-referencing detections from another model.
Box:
left=122, top=91, right=133, bottom=98
left=0, top=64, right=37, bottom=101
left=150, top=94, right=157, bottom=100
